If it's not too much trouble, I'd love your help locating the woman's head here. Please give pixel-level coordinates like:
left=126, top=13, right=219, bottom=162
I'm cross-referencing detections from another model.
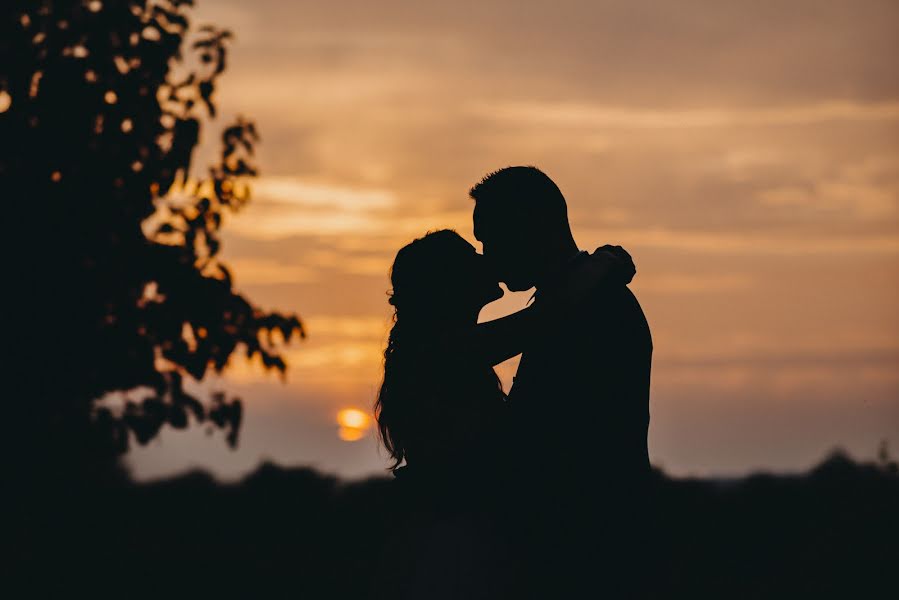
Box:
left=388, top=229, right=502, bottom=326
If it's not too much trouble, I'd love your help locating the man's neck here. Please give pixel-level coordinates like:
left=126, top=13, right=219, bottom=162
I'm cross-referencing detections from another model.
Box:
left=533, top=242, right=582, bottom=292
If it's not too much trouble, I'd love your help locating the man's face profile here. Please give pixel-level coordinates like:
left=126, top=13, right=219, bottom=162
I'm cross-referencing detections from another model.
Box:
left=473, top=203, right=534, bottom=291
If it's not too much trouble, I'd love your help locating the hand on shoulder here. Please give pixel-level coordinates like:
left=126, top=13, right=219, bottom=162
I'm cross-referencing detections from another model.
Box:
left=592, top=244, right=636, bottom=285
left=555, top=245, right=636, bottom=305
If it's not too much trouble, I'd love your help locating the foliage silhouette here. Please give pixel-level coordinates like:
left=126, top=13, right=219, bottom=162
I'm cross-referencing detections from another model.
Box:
left=0, top=0, right=303, bottom=463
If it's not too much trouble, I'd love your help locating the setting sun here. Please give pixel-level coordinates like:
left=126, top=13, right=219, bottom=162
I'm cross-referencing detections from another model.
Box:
left=337, top=408, right=371, bottom=429
left=337, top=427, right=366, bottom=442
left=336, top=408, right=372, bottom=442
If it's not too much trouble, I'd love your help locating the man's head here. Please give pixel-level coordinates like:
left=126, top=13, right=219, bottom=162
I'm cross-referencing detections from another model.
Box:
left=471, top=166, right=576, bottom=291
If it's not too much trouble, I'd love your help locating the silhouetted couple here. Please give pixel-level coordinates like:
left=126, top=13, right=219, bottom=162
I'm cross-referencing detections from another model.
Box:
left=374, top=167, right=653, bottom=599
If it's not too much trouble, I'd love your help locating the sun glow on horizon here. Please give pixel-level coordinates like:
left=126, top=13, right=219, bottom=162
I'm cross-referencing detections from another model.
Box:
left=336, top=408, right=372, bottom=442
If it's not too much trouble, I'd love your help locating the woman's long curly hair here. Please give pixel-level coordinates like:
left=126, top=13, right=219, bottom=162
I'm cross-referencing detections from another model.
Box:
left=375, top=230, right=502, bottom=471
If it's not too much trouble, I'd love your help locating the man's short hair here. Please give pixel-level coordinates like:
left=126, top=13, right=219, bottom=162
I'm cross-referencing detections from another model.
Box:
left=469, top=166, right=568, bottom=225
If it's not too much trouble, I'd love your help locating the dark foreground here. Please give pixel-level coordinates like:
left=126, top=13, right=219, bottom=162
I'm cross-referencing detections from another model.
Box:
left=10, top=450, right=897, bottom=599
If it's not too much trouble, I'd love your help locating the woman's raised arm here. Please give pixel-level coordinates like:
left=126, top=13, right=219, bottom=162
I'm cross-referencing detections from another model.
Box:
left=452, top=245, right=636, bottom=367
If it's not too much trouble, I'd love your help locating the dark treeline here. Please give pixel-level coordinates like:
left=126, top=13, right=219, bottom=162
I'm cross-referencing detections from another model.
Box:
left=10, top=450, right=897, bottom=599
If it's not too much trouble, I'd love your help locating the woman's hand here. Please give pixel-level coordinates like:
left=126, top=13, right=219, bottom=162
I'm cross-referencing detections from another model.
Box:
left=552, top=245, right=636, bottom=306
left=594, top=244, right=635, bottom=284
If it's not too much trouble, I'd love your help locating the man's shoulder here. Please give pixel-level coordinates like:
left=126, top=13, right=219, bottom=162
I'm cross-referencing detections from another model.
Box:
left=581, top=283, right=651, bottom=338
left=586, top=282, right=644, bottom=314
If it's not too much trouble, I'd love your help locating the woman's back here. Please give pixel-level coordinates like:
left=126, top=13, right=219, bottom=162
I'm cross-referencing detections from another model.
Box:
left=390, top=345, right=506, bottom=505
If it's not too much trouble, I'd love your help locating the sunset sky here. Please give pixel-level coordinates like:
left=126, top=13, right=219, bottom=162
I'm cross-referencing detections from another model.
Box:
left=127, top=0, right=898, bottom=481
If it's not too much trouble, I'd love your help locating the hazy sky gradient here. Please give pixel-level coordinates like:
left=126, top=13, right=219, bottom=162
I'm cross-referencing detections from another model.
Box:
left=127, top=0, right=899, bottom=481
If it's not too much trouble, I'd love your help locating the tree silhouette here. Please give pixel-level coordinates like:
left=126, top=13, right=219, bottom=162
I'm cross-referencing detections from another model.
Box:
left=1, top=0, right=303, bottom=465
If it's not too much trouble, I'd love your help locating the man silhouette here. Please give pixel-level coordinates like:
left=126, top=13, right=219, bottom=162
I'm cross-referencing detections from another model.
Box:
left=471, top=166, right=653, bottom=597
